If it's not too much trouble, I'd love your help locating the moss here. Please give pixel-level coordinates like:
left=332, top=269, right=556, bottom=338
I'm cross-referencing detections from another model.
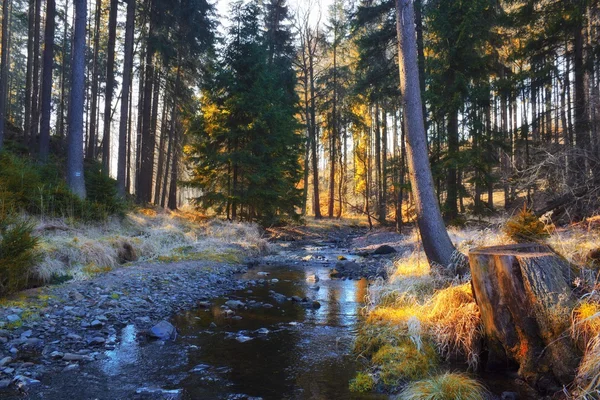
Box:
left=157, top=249, right=243, bottom=264
left=82, top=263, right=113, bottom=276
left=373, top=341, right=439, bottom=386
left=349, top=372, right=375, bottom=393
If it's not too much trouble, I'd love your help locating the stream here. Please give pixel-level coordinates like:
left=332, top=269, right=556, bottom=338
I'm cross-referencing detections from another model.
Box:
left=30, top=241, right=389, bottom=400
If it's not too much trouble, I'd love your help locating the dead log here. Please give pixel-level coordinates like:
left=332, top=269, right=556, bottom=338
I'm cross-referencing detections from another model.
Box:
left=469, top=244, right=580, bottom=390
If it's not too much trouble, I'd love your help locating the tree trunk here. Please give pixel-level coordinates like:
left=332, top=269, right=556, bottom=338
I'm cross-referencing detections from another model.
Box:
left=0, top=0, right=10, bottom=149
left=154, top=88, right=168, bottom=205
left=117, top=0, right=135, bottom=196
left=57, top=0, right=69, bottom=139
left=24, top=0, right=34, bottom=145
left=30, top=0, right=41, bottom=152
left=396, top=0, right=456, bottom=267
left=102, top=0, right=118, bottom=173
left=328, top=40, right=337, bottom=218
left=138, top=0, right=155, bottom=203
left=67, top=0, right=87, bottom=199
left=469, top=244, right=580, bottom=389
left=309, top=46, right=321, bottom=218
left=167, top=64, right=182, bottom=211
left=86, top=0, right=101, bottom=160
left=38, top=0, right=56, bottom=162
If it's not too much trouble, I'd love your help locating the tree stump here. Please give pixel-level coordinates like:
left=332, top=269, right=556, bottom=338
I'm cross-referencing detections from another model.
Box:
left=469, top=244, right=580, bottom=389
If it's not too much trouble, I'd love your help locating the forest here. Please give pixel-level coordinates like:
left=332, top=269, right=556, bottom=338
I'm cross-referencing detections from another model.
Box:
left=0, top=0, right=599, bottom=398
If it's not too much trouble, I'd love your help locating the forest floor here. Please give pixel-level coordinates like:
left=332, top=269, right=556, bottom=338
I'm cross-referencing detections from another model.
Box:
left=0, top=214, right=598, bottom=398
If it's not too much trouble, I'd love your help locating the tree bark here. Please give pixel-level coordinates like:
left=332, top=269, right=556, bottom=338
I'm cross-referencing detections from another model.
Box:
left=86, top=0, right=101, bottom=160
left=117, top=0, right=135, bottom=196
left=38, top=0, right=56, bottom=162
left=138, top=0, right=155, bottom=203
left=102, top=0, right=118, bottom=173
left=24, top=0, right=34, bottom=145
left=469, top=244, right=580, bottom=389
left=0, top=0, right=10, bottom=149
left=396, top=0, right=456, bottom=267
left=30, top=0, right=41, bottom=152
left=67, top=0, right=87, bottom=199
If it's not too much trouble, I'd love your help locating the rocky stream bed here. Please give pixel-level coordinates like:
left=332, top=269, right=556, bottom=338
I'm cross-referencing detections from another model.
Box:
left=0, top=226, right=401, bottom=399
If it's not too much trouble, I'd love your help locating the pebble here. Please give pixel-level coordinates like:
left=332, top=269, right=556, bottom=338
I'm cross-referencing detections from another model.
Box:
left=0, top=357, right=12, bottom=367
left=62, top=353, right=92, bottom=362
left=6, top=315, right=20, bottom=323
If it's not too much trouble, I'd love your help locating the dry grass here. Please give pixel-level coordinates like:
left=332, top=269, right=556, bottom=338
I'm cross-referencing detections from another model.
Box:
left=398, top=372, right=488, bottom=400
left=29, top=207, right=269, bottom=283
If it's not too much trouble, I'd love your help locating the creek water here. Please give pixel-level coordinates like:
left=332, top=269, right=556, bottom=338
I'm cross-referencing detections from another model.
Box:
left=31, top=246, right=388, bottom=400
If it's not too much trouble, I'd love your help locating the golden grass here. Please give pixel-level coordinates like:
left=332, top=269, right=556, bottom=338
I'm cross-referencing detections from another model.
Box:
left=573, top=299, right=600, bottom=345
left=575, top=335, right=600, bottom=398
left=398, top=372, right=488, bottom=400
left=29, top=206, right=270, bottom=283
left=364, top=282, right=481, bottom=371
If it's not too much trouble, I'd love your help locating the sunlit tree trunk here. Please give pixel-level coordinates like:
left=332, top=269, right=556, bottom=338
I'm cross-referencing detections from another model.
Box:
left=396, top=0, right=456, bottom=267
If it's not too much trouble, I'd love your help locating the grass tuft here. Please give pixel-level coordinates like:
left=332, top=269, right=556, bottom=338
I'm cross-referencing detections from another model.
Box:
left=349, top=372, right=376, bottom=393
left=398, top=372, right=487, bottom=400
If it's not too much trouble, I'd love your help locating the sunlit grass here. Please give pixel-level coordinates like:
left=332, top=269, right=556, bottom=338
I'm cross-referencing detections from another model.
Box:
left=398, top=372, right=488, bottom=400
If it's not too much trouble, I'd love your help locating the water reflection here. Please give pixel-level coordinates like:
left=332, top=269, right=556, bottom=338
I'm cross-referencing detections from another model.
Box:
left=170, top=264, right=386, bottom=399
left=101, top=324, right=140, bottom=376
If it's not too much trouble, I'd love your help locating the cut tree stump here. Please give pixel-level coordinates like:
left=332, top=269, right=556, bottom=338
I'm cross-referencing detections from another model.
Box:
left=469, top=244, right=580, bottom=389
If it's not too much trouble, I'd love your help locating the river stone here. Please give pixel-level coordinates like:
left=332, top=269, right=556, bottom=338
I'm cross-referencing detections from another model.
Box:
left=135, top=387, right=183, bottom=400
left=148, top=321, right=177, bottom=341
left=225, top=300, right=245, bottom=309
left=373, top=245, right=397, bottom=255
left=270, top=293, right=287, bottom=303
left=501, top=392, right=519, bottom=400
left=306, top=274, right=319, bottom=283
left=50, top=351, right=64, bottom=359
left=62, top=353, right=92, bottom=362
left=0, top=379, right=10, bottom=389
left=0, top=357, right=12, bottom=367
left=89, top=336, right=106, bottom=345
left=235, top=335, right=252, bottom=343
left=6, top=315, right=20, bottom=323
left=13, top=375, right=41, bottom=389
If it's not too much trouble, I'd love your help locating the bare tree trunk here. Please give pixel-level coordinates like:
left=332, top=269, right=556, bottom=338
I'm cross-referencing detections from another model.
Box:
left=328, top=40, right=337, bottom=218
left=67, top=0, right=87, bottom=199
left=30, top=0, right=41, bottom=153
left=167, top=64, right=182, bottom=210
left=138, top=0, right=155, bottom=203
left=86, top=0, right=101, bottom=160
left=0, top=0, right=10, bottom=149
left=57, top=0, right=69, bottom=139
left=24, top=0, right=34, bottom=144
left=39, top=0, right=56, bottom=162
left=309, top=45, right=321, bottom=218
left=102, top=0, right=118, bottom=173
left=396, top=0, right=456, bottom=267
left=117, top=0, right=135, bottom=196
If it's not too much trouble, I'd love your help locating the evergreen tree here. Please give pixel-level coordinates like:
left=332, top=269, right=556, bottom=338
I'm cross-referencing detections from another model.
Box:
left=189, top=1, right=302, bottom=224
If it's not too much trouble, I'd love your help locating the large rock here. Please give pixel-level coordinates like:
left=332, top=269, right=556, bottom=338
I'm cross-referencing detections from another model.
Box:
left=373, top=245, right=397, bottom=255
left=148, top=321, right=177, bottom=341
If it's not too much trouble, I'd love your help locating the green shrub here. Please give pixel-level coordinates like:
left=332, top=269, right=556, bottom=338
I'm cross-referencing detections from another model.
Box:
left=349, top=372, right=375, bottom=393
left=504, top=205, right=550, bottom=243
left=0, top=218, right=40, bottom=296
left=0, top=152, right=126, bottom=221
